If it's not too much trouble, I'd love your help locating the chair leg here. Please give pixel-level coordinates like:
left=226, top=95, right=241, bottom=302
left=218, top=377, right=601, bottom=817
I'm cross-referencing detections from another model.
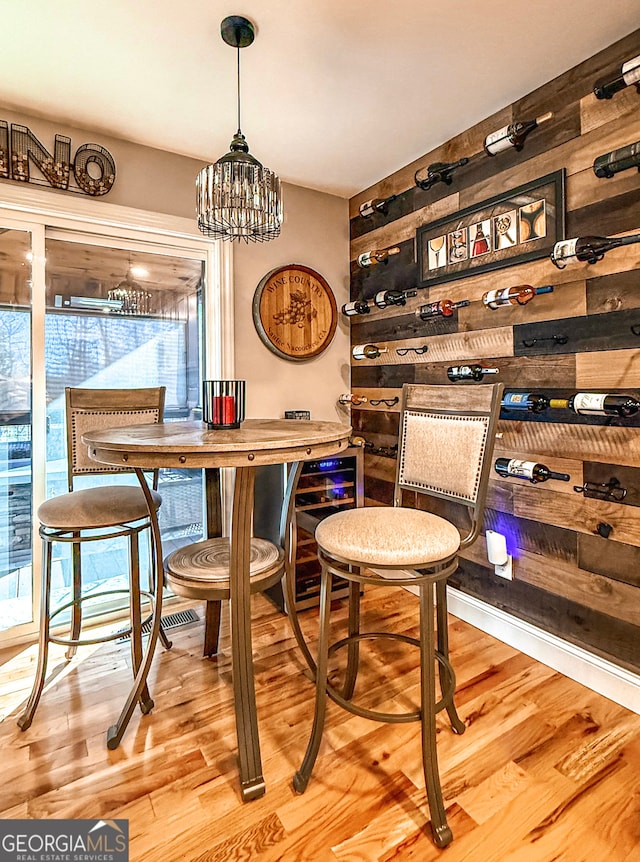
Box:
left=293, top=563, right=333, bottom=793
left=419, top=582, right=452, bottom=849
left=18, top=538, right=53, bottom=731
left=146, top=522, right=172, bottom=651
left=65, top=535, right=82, bottom=660
left=203, top=600, right=222, bottom=657
left=129, top=532, right=154, bottom=715
left=435, top=580, right=465, bottom=735
left=342, top=577, right=361, bottom=700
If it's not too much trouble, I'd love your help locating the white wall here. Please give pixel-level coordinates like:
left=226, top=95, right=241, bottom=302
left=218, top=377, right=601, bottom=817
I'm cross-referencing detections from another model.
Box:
left=0, top=108, right=352, bottom=423
left=233, top=182, right=350, bottom=422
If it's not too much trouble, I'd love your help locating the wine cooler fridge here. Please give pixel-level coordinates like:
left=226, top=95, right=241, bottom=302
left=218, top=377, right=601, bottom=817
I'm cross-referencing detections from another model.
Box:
left=261, top=447, right=364, bottom=612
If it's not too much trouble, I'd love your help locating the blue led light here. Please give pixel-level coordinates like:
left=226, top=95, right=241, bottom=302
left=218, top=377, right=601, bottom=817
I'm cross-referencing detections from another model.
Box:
left=318, top=459, right=340, bottom=470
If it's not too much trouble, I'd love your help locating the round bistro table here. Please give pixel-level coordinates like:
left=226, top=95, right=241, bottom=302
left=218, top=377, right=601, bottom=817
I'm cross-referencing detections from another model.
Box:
left=83, top=418, right=351, bottom=800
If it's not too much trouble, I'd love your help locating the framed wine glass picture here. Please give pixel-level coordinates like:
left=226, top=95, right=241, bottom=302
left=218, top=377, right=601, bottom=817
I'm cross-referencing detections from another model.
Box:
left=416, top=169, right=566, bottom=288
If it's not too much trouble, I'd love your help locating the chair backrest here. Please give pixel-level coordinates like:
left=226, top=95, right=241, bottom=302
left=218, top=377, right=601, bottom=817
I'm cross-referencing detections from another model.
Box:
left=394, top=382, right=503, bottom=547
left=65, top=386, right=166, bottom=490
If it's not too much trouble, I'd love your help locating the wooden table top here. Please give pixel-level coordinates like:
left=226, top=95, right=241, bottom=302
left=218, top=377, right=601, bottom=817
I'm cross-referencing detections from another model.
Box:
left=83, top=418, right=352, bottom=469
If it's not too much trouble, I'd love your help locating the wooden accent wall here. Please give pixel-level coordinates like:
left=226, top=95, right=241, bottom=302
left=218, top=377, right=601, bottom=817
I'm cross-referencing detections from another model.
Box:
left=347, top=29, right=640, bottom=673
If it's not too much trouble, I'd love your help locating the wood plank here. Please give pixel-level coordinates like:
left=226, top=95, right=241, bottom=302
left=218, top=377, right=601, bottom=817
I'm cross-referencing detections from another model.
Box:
left=483, top=508, right=577, bottom=563
left=580, top=84, right=640, bottom=136
left=567, top=186, right=640, bottom=239
left=586, top=268, right=640, bottom=315
left=350, top=193, right=459, bottom=261
left=420, top=355, right=577, bottom=388
left=514, top=306, right=640, bottom=357
left=349, top=387, right=402, bottom=413
left=578, top=532, right=640, bottom=588
left=351, top=362, right=416, bottom=389
left=495, top=420, right=640, bottom=468
left=491, top=448, right=583, bottom=494
left=349, top=106, right=512, bottom=217
left=457, top=279, right=586, bottom=330
left=576, top=348, right=640, bottom=389
left=351, top=326, right=514, bottom=367
left=451, top=559, right=640, bottom=670
left=511, top=483, right=640, bottom=547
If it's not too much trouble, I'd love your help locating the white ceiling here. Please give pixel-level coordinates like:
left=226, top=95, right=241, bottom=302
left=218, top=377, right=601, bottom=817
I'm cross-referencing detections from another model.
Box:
left=1, top=0, right=639, bottom=198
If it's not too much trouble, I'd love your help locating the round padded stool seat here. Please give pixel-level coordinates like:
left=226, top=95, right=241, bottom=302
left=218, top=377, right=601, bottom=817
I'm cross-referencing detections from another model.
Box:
left=315, top=506, right=461, bottom=567
left=165, top=537, right=284, bottom=600
left=38, top=486, right=162, bottom=530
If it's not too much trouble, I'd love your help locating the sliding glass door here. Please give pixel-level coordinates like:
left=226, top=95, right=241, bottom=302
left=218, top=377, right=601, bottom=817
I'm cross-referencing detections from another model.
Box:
left=0, top=220, right=220, bottom=644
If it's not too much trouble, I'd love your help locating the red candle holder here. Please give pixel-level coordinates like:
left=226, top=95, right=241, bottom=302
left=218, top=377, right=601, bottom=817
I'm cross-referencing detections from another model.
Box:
left=203, top=380, right=246, bottom=429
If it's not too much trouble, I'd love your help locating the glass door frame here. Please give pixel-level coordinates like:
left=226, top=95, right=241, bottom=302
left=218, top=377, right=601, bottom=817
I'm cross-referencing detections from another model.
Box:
left=0, top=186, right=232, bottom=647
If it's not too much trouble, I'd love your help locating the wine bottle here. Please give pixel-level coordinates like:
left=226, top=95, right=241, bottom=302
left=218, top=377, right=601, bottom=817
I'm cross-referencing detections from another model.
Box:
left=549, top=392, right=640, bottom=417
left=357, top=247, right=401, bottom=268
left=593, top=141, right=640, bottom=179
left=338, top=393, right=368, bottom=406
left=415, top=298, right=470, bottom=319
left=501, top=392, right=550, bottom=413
left=482, top=284, right=554, bottom=309
left=341, top=299, right=371, bottom=317
left=551, top=233, right=640, bottom=268
left=484, top=111, right=554, bottom=155
left=359, top=195, right=397, bottom=218
left=374, top=288, right=418, bottom=309
left=447, top=365, right=500, bottom=382
left=352, top=344, right=388, bottom=360
left=593, top=52, right=640, bottom=100
left=414, top=157, right=470, bottom=191
left=494, top=458, right=571, bottom=483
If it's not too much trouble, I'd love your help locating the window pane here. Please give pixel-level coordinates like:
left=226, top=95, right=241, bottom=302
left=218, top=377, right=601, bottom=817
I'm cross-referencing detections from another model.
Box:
left=44, top=239, right=205, bottom=613
left=0, top=228, right=33, bottom=630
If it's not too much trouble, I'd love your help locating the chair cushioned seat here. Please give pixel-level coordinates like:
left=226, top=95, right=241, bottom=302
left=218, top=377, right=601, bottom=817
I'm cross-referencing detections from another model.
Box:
left=166, top=537, right=283, bottom=585
left=315, top=506, right=460, bottom=567
left=38, top=486, right=161, bottom=530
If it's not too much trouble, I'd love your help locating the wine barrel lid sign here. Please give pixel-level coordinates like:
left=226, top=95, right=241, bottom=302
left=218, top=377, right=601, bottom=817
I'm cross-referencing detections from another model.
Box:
left=252, top=264, right=337, bottom=361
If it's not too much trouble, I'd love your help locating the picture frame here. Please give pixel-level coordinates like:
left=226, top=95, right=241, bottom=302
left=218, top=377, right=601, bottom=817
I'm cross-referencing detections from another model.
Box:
left=416, top=169, right=566, bottom=288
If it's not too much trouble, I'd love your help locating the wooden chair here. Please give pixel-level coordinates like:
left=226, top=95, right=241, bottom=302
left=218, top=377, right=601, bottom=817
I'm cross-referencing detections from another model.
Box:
left=293, top=382, right=503, bottom=848
left=18, top=386, right=168, bottom=747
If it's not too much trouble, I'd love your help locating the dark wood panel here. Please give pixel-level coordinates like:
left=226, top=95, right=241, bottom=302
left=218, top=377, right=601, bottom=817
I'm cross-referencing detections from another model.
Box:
left=514, top=307, right=640, bottom=357
left=582, top=460, right=640, bottom=509
left=352, top=407, right=400, bottom=438
left=363, top=474, right=395, bottom=506
left=578, top=532, right=640, bottom=588
left=351, top=309, right=459, bottom=343
left=515, top=28, right=640, bottom=119
left=350, top=238, right=417, bottom=299
left=483, top=509, right=577, bottom=563
left=451, top=559, right=640, bottom=672
left=566, top=187, right=640, bottom=239
left=415, top=355, right=576, bottom=388
left=351, top=363, right=416, bottom=389
left=499, top=388, right=640, bottom=428
left=586, top=268, right=640, bottom=315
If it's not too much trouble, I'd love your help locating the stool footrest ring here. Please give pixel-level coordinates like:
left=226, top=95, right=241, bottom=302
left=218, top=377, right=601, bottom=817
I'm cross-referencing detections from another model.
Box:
left=326, top=632, right=457, bottom=723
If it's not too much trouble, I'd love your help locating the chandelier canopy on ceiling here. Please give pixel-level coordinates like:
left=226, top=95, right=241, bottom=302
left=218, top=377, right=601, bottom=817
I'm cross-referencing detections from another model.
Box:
left=196, top=15, right=283, bottom=243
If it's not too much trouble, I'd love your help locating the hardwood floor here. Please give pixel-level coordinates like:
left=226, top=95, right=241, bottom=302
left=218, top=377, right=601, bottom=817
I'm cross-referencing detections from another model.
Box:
left=1, top=586, right=640, bottom=861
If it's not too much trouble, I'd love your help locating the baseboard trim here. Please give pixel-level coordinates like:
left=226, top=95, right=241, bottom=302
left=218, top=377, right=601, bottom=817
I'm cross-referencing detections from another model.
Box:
left=447, top=587, right=640, bottom=715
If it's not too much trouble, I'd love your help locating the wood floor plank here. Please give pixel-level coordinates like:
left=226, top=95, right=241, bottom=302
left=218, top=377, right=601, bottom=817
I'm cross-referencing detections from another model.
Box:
left=0, top=588, right=639, bottom=860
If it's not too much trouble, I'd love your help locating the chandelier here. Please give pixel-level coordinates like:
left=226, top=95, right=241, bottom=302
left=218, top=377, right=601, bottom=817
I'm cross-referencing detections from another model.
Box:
left=196, top=15, right=283, bottom=243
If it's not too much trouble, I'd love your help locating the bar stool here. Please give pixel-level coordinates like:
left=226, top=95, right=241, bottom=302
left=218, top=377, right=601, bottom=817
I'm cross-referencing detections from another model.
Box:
left=293, top=382, right=503, bottom=848
left=163, top=463, right=302, bottom=650
left=18, top=386, right=168, bottom=747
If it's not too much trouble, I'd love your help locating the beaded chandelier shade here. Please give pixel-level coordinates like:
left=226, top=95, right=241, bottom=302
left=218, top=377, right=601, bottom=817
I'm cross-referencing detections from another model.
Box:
left=196, top=16, right=283, bottom=243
